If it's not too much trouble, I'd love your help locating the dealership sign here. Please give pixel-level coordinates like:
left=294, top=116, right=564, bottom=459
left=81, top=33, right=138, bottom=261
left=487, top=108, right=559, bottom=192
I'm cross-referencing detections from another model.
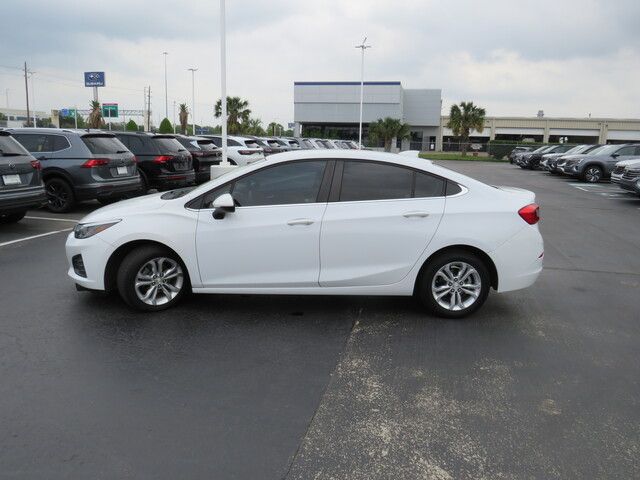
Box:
left=84, top=72, right=105, bottom=87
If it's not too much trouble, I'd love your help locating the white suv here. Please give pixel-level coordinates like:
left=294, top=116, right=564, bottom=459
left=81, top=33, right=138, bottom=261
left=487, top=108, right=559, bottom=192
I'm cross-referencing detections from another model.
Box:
left=202, top=135, right=264, bottom=166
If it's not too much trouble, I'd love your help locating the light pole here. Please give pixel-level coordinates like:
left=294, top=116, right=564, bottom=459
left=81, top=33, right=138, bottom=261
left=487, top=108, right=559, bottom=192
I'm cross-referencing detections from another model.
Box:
left=188, top=68, right=198, bottom=135
left=29, top=71, right=36, bottom=128
left=4, top=88, right=8, bottom=108
left=173, top=100, right=176, bottom=133
left=355, top=37, right=371, bottom=149
left=162, top=51, right=168, bottom=120
left=220, top=0, right=228, bottom=165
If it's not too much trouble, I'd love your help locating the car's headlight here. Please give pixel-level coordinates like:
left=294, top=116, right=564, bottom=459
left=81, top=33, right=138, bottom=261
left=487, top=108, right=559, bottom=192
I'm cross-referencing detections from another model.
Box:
left=74, top=220, right=121, bottom=239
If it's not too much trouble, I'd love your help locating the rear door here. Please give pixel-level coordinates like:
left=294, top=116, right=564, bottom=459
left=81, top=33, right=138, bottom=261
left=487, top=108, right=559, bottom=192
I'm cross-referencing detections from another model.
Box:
left=319, top=160, right=445, bottom=287
left=80, top=134, right=137, bottom=180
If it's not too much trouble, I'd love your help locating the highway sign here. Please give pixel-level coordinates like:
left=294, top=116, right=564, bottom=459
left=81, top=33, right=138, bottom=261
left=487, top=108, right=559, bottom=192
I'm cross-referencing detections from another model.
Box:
left=102, top=103, right=118, bottom=118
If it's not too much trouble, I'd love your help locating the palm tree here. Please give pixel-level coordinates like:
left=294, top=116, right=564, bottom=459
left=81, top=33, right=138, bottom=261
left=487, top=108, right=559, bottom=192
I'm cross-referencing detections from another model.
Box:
left=267, top=122, right=283, bottom=136
left=368, top=117, right=411, bottom=152
left=179, top=103, right=189, bottom=134
left=245, top=118, right=265, bottom=136
left=87, top=100, right=103, bottom=129
left=446, top=101, right=486, bottom=155
left=214, top=96, right=251, bottom=135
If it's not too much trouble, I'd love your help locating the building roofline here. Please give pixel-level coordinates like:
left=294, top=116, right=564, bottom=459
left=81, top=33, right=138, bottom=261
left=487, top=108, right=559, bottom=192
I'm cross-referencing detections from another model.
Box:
left=294, top=81, right=401, bottom=86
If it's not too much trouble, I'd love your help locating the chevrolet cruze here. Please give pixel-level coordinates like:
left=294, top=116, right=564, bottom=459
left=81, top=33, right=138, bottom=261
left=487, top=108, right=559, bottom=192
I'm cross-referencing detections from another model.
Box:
left=65, top=150, right=543, bottom=318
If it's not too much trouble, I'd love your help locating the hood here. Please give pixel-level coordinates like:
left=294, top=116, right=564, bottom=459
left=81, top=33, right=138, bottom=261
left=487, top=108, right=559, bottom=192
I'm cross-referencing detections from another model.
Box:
left=542, top=153, right=565, bottom=159
left=78, top=192, right=166, bottom=224
left=615, top=158, right=640, bottom=168
left=560, top=153, right=588, bottom=161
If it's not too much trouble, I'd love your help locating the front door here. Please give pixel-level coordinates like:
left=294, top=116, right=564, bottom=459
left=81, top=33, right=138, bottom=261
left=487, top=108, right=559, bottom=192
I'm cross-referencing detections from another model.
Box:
left=195, top=160, right=330, bottom=288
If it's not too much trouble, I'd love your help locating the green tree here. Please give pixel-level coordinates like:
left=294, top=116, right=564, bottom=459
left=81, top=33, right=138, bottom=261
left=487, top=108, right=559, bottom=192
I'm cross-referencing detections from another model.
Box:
left=446, top=101, right=486, bottom=155
left=87, top=100, right=103, bottom=129
left=214, top=96, right=251, bottom=134
left=179, top=104, right=189, bottom=134
left=368, top=117, right=411, bottom=152
left=267, top=122, right=284, bottom=136
left=125, top=119, right=139, bottom=132
left=158, top=118, right=173, bottom=134
left=244, top=118, right=265, bottom=136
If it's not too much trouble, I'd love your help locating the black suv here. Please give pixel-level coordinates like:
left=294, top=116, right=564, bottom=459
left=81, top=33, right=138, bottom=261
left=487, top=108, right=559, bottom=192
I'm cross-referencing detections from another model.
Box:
left=10, top=128, right=140, bottom=212
left=114, top=133, right=195, bottom=192
left=0, top=132, right=47, bottom=223
left=169, top=135, right=221, bottom=184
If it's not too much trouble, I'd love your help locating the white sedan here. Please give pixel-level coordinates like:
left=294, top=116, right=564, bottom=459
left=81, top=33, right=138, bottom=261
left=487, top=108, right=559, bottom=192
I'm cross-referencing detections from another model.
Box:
left=65, top=150, right=543, bottom=318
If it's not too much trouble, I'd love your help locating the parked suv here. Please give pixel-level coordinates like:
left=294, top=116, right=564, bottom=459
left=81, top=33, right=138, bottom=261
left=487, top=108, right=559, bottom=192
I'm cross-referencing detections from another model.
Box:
left=615, top=162, right=640, bottom=197
left=200, top=135, right=264, bottom=166
left=520, top=144, right=574, bottom=169
left=0, top=131, right=46, bottom=223
left=10, top=128, right=139, bottom=212
left=114, top=132, right=195, bottom=192
left=544, top=144, right=601, bottom=173
left=560, top=144, right=640, bottom=182
left=170, top=135, right=221, bottom=184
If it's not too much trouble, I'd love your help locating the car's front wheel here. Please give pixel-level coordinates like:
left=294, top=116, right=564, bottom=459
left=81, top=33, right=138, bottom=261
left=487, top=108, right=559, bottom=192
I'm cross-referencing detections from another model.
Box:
left=117, top=246, right=188, bottom=311
left=417, top=250, right=490, bottom=318
left=582, top=165, right=603, bottom=183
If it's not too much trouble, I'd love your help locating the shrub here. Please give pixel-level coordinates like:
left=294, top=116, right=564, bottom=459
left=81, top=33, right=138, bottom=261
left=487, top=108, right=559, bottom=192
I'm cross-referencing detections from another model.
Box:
left=125, top=119, right=139, bottom=132
left=158, top=118, right=173, bottom=134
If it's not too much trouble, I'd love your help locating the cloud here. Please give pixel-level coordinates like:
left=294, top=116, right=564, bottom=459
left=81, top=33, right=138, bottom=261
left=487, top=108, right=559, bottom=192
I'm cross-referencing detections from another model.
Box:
left=1, top=0, right=638, bottom=126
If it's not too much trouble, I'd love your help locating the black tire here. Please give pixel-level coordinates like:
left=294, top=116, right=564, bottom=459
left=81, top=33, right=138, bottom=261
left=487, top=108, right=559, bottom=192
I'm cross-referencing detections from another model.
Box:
left=117, top=245, right=189, bottom=312
left=416, top=250, right=491, bottom=319
left=581, top=165, right=603, bottom=183
left=0, top=211, right=26, bottom=224
left=45, top=177, right=75, bottom=213
left=138, top=170, right=149, bottom=195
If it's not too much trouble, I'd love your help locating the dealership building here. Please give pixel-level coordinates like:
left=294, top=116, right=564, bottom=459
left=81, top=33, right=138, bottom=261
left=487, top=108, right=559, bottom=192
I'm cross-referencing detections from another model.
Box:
left=293, top=81, right=640, bottom=150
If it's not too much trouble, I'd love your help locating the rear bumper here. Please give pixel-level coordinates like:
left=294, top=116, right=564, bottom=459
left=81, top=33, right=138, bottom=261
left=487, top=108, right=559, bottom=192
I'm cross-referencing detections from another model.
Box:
left=153, top=171, right=196, bottom=189
left=0, top=186, right=47, bottom=213
left=75, top=177, right=142, bottom=201
left=489, top=225, right=544, bottom=293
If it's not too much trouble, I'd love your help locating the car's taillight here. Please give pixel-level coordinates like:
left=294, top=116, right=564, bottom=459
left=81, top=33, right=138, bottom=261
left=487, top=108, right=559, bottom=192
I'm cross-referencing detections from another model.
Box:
left=518, top=203, right=540, bottom=225
left=238, top=150, right=254, bottom=155
left=30, top=160, right=41, bottom=170
left=153, top=155, right=174, bottom=164
left=81, top=158, right=110, bottom=168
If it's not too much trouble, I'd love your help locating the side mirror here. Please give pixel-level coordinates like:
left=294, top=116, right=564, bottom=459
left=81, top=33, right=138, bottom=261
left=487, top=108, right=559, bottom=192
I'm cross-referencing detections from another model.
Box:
left=212, top=193, right=235, bottom=220
left=611, top=153, right=620, bottom=158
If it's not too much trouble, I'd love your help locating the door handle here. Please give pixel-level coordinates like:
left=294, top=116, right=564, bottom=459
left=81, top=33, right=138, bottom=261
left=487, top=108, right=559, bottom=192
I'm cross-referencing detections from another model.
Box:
left=287, top=218, right=314, bottom=226
left=37, top=156, right=47, bottom=161
left=403, top=211, right=430, bottom=218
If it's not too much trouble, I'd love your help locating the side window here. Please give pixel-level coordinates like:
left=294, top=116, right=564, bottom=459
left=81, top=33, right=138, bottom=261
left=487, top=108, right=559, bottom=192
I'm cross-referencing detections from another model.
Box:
left=635, top=146, right=640, bottom=156
left=231, top=161, right=327, bottom=207
left=116, top=135, right=130, bottom=148
left=13, top=134, right=49, bottom=153
left=445, top=181, right=463, bottom=196
left=128, top=136, right=146, bottom=153
left=340, top=161, right=413, bottom=201
left=414, top=172, right=445, bottom=197
left=616, top=146, right=635, bottom=156
left=202, top=184, right=233, bottom=209
left=51, top=135, right=71, bottom=152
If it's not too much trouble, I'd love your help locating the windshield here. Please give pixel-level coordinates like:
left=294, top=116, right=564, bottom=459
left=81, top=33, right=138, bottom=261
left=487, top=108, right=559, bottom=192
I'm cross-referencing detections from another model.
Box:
left=82, top=135, right=128, bottom=154
left=533, top=146, right=548, bottom=153
left=588, top=145, right=617, bottom=156
left=0, top=135, right=30, bottom=155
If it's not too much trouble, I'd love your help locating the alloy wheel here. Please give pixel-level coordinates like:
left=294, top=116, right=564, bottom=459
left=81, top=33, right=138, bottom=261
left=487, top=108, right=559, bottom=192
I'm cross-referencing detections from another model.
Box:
left=584, top=167, right=601, bottom=183
left=134, top=257, right=184, bottom=306
left=46, top=182, right=68, bottom=210
left=431, top=261, right=482, bottom=311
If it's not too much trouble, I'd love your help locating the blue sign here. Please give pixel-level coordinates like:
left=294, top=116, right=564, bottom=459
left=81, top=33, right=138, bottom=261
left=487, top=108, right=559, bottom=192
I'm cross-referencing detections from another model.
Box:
left=84, top=71, right=105, bottom=87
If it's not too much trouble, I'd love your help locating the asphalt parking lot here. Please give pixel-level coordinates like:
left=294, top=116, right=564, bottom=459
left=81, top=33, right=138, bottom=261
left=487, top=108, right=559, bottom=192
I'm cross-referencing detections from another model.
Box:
left=1, top=161, right=639, bottom=479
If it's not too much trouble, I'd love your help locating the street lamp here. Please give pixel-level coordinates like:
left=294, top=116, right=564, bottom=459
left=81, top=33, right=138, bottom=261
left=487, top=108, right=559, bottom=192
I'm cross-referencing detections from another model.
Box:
left=188, top=67, right=198, bottom=135
left=162, top=51, right=168, bottom=119
left=219, top=0, right=228, bottom=165
left=355, top=37, right=371, bottom=149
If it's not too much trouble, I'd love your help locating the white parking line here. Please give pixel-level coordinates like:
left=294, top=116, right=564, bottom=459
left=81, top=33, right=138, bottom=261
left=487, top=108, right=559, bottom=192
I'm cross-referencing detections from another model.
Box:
left=24, top=215, right=79, bottom=223
left=0, top=228, right=73, bottom=248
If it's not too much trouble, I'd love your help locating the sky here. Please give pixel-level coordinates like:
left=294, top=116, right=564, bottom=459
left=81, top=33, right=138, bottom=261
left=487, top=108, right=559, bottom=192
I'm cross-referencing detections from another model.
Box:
left=1, top=0, right=639, bottom=127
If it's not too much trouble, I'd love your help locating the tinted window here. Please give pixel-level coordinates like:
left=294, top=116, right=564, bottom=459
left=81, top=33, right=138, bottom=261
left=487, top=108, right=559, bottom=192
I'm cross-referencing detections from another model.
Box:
left=414, top=172, right=445, bottom=197
left=13, top=134, right=51, bottom=153
left=615, top=146, right=636, bottom=156
left=446, top=181, right=463, bottom=196
left=340, top=161, right=413, bottom=201
left=197, top=140, right=218, bottom=151
left=82, top=136, right=128, bottom=154
left=231, top=161, right=326, bottom=207
left=209, top=137, right=241, bottom=147
left=152, top=137, right=184, bottom=153
left=52, top=135, right=71, bottom=151
left=127, top=135, right=147, bottom=153
left=0, top=135, right=30, bottom=155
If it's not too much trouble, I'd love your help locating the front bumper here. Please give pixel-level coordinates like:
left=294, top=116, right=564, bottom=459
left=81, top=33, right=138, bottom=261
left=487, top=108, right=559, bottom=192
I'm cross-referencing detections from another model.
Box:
left=617, top=177, right=640, bottom=194
left=65, top=231, right=115, bottom=290
left=0, top=185, right=47, bottom=213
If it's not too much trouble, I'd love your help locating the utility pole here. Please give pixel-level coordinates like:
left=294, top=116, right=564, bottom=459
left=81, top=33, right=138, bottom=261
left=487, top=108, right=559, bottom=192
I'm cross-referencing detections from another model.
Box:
left=173, top=100, right=176, bottom=133
left=30, top=71, right=36, bottom=128
left=162, top=52, right=168, bottom=119
left=23, top=62, right=30, bottom=127
left=188, top=68, right=198, bottom=136
left=355, top=37, right=371, bottom=149
left=4, top=88, right=9, bottom=108
left=147, top=85, right=152, bottom=132
left=220, top=0, right=228, bottom=165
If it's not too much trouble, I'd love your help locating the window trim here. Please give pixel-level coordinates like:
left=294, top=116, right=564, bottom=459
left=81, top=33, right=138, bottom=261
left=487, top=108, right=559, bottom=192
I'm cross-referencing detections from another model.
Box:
left=186, top=159, right=335, bottom=210
left=330, top=159, right=457, bottom=204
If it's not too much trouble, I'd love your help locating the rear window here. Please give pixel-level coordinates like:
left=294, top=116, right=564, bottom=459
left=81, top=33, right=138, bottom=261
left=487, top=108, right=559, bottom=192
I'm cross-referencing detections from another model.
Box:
left=0, top=135, right=30, bottom=155
left=209, top=137, right=241, bottom=147
left=244, top=140, right=261, bottom=148
left=82, top=136, right=128, bottom=154
left=152, top=137, right=185, bottom=153
left=196, top=140, right=218, bottom=151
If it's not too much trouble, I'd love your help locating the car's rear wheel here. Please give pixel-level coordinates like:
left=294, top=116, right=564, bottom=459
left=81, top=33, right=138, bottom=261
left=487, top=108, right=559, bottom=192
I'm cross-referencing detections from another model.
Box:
left=117, top=245, right=188, bottom=311
left=417, top=250, right=490, bottom=319
left=0, top=211, right=26, bottom=224
left=45, top=177, right=75, bottom=213
left=582, top=165, right=603, bottom=183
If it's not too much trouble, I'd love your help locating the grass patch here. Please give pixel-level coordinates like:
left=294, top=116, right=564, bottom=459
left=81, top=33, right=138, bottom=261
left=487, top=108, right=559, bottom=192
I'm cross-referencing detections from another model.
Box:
left=419, top=152, right=507, bottom=162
